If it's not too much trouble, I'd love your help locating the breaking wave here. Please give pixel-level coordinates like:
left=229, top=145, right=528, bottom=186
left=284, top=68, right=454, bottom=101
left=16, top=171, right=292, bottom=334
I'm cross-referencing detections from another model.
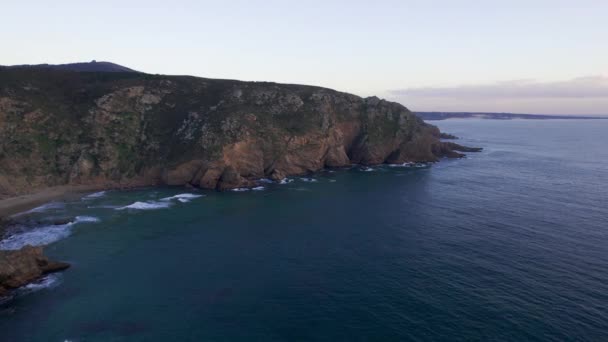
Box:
left=232, top=186, right=266, bottom=192
left=160, top=193, right=204, bottom=203
left=87, top=204, right=122, bottom=209
left=15, top=202, right=65, bottom=216
left=74, top=216, right=100, bottom=223
left=0, top=225, right=72, bottom=250
left=299, top=178, right=318, bottom=183
left=115, top=201, right=173, bottom=210
left=82, top=191, right=106, bottom=200
left=388, top=162, right=429, bottom=168
left=279, top=178, right=294, bottom=184
left=0, top=216, right=101, bottom=250
left=21, top=274, right=62, bottom=293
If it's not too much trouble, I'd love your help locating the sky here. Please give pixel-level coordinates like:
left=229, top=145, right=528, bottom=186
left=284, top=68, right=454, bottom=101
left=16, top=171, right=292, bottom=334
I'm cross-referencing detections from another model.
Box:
left=2, top=0, right=607, bottom=114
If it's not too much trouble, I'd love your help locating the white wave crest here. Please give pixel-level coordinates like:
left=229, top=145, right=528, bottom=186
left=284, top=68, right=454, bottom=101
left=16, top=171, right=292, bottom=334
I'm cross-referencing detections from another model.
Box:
left=279, top=178, right=294, bottom=184
left=74, top=216, right=101, bottom=223
left=299, top=178, right=318, bottom=183
left=15, top=202, right=65, bottom=216
left=0, top=216, right=101, bottom=250
left=388, top=162, right=429, bottom=168
left=87, top=204, right=122, bottom=209
left=0, top=224, right=73, bottom=250
left=0, top=215, right=101, bottom=250
left=115, top=201, right=172, bottom=210
left=22, top=274, right=62, bottom=293
left=388, top=162, right=415, bottom=168
left=231, top=188, right=251, bottom=192
left=252, top=186, right=266, bottom=191
left=82, top=191, right=106, bottom=200
left=160, top=193, right=204, bottom=201
left=361, top=167, right=375, bottom=172
left=258, top=178, right=274, bottom=184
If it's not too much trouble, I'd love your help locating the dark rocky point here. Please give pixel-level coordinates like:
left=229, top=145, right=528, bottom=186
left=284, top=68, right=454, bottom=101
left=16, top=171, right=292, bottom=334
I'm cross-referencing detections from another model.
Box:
left=439, top=132, right=458, bottom=139
left=0, top=245, right=70, bottom=297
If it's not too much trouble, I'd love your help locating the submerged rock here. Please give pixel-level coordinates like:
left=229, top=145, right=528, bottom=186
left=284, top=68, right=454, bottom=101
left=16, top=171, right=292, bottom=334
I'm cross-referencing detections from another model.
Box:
left=0, top=245, right=69, bottom=297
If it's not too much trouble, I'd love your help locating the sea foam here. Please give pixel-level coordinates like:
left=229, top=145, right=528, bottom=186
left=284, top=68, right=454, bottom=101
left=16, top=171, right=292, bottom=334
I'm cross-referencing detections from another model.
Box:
left=0, top=216, right=101, bottom=250
left=160, top=193, right=204, bottom=203
left=115, top=201, right=172, bottom=210
left=0, top=224, right=72, bottom=250
left=21, top=274, right=61, bottom=293
left=388, top=162, right=414, bottom=168
left=82, top=191, right=106, bottom=200
left=74, top=216, right=101, bottom=223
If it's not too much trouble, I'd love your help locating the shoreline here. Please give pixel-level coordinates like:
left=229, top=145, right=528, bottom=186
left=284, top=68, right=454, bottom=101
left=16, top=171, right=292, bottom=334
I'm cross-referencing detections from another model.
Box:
left=0, top=164, right=420, bottom=219
left=0, top=156, right=479, bottom=220
left=0, top=185, right=113, bottom=219
left=0, top=177, right=166, bottom=219
left=0, top=166, right=392, bottom=219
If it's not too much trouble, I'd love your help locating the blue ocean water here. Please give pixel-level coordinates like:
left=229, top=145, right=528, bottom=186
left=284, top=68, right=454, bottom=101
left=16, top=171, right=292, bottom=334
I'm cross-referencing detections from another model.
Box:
left=1, top=119, right=607, bottom=341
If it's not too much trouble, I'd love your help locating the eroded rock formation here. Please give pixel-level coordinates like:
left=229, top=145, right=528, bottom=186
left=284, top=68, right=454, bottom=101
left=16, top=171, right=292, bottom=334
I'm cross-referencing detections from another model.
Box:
left=0, top=245, right=69, bottom=297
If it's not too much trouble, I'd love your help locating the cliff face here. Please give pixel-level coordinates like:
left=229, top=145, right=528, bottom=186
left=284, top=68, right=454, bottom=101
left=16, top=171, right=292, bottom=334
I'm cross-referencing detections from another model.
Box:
left=0, top=68, right=478, bottom=198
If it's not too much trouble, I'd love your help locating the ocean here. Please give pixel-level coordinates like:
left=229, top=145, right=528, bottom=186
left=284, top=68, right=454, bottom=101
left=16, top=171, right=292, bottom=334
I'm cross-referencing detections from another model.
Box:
left=1, top=119, right=607, bottom=341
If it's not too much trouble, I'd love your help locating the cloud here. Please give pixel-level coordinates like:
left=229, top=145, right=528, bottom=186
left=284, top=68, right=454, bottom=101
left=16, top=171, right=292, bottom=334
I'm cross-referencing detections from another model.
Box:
left=389, top=76, right=608, bottom=99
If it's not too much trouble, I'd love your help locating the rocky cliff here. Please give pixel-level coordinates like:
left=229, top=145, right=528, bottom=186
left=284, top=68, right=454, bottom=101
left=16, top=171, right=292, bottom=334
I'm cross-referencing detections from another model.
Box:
left=0, top=67, right=479, bottom=199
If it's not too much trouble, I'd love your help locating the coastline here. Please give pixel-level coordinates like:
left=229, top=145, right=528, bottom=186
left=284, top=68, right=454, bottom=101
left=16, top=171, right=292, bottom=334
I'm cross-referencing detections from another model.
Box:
left=0, top=164, right=420, bottom=219
left=0, top=159, right=478, bottom=220
left=0, top=176, right=168, bottom=220
left=0, top=184, right=116, bottom=219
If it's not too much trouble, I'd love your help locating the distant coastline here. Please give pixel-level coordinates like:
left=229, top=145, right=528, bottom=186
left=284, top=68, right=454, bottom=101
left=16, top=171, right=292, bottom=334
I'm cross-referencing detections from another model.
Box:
left=416, top=112, right=608, bottom=121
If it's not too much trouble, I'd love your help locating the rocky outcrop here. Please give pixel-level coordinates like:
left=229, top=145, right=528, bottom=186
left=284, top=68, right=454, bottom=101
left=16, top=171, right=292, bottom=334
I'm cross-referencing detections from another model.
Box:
left=0, top=67, right=480, bottom=197
left=439, top=132, right=458, bottom=139
left=0, top=245, right=69, bottom=297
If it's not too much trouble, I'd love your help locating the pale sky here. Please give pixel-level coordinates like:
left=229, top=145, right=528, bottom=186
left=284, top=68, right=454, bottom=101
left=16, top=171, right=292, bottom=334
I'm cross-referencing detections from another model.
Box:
left=3, top=0, right=607, bottom=114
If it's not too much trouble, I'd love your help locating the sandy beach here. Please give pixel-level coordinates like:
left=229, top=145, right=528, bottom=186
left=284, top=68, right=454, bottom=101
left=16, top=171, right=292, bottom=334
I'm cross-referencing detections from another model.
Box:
left=0, top=185, right=107, bottom=219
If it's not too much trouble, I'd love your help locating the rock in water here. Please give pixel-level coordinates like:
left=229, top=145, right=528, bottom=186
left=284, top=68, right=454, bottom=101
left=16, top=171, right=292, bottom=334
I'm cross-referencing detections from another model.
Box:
left=439, top=132, right=458, bottom=139
left=0, top=66, right=481, bottom=197
left=0, top=245, right=70, bottom=297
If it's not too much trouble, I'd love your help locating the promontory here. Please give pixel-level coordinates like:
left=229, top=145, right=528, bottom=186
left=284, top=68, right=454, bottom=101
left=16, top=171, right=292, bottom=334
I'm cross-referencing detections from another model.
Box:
left=0, top=62, right=480, bottom=205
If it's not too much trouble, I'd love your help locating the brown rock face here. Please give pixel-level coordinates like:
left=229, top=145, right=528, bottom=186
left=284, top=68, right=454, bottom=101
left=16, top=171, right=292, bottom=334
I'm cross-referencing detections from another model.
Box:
left=0, top=68, right=481, bottom=196
left=0, top=245, right=70, bottom=297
